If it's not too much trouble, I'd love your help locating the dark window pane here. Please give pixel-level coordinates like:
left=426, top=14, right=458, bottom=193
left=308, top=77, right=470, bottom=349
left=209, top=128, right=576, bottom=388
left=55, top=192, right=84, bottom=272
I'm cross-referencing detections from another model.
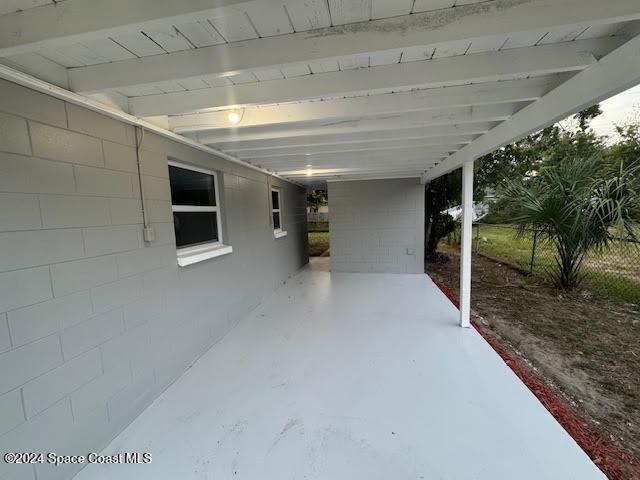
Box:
left=271, top=190, right=280, bottom=210
left=173, top=212, right=218, bottom=248
left=273, top=211, right=281, bottom=230
left=169, top=166, right=216, bottom=206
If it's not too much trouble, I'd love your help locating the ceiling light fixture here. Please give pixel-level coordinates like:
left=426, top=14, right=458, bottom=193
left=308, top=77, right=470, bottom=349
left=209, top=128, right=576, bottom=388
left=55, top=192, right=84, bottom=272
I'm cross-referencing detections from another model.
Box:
left=227, top=111, right=241, bottom=124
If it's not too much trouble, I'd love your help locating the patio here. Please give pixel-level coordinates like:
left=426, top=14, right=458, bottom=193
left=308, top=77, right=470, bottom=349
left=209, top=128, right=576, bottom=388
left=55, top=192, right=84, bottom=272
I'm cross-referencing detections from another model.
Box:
left=74, top=258, right=604, bottom=480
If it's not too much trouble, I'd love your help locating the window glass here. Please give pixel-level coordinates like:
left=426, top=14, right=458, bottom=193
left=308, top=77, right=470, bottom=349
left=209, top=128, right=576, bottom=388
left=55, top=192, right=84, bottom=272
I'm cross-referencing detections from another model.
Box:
left=169, top=162, right=222, bottom=251
left=271, top=188, right=282, bottom=231
left=169, top=165, right=216, bottom=206
left=173, top=212, right=218, bottom=248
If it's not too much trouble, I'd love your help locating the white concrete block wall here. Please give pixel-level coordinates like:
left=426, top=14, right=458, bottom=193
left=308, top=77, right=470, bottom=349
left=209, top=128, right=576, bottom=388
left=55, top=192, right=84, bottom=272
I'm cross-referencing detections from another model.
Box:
left=328, top=179, right=425, bottom=274
left=0, top=78, right=308, bottom=480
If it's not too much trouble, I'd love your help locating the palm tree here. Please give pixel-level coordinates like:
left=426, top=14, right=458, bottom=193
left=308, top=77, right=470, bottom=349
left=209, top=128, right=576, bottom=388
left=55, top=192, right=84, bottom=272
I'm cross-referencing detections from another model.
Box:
left=499, top=156, right=640, bottom=291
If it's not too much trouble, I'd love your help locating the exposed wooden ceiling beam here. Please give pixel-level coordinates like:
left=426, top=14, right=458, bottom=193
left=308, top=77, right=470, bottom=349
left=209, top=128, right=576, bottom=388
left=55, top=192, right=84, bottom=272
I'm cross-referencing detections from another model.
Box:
left=284, top=167, right=433, bottom=180
left=252, top=154, right=448, bottom=173
left=282, top=164, right=436, bottom=175
left=424, top=34, right=640, bottom=181
left=250, top=148, right=455, bottom=166
left=63, top=0, right=640, bottom=93
left=233, top=140, right=470, bottom=159
left=0, top=0, right=253, bottom=57
left=209, top=124, right=496, bottom=151
left=194, top=103, right=522, bottom=144
left=168, top=75, right=566, bottom=133
left=323, top=172, right=426, bottom=182
left=128, top=39, right=616, bottom=116
left=266, top=161, right=445, bottom=175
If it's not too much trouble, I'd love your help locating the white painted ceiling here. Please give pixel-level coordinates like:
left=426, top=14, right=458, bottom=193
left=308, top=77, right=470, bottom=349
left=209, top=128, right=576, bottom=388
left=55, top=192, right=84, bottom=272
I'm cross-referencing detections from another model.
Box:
left=1, top=0, right=640, bottom=185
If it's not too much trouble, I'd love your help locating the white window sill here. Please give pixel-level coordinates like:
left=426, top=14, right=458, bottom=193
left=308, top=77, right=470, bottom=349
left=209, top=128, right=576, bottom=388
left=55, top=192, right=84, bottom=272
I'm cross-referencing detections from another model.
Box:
left=274, top=230, right=288, bottom=239
left=177, top=243, right=233, bottom=267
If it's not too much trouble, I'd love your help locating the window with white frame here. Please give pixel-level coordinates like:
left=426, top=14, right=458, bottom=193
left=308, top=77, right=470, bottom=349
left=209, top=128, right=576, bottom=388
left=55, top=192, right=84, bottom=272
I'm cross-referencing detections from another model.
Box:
left=169, top=161, right=232, bottom=266
left=271, top=187, right=287, bottom=238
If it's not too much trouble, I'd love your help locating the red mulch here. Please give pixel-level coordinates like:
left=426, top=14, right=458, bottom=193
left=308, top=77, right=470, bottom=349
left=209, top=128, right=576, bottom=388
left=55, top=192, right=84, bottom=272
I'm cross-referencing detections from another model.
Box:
left=430, top=277, right=637, bottom=480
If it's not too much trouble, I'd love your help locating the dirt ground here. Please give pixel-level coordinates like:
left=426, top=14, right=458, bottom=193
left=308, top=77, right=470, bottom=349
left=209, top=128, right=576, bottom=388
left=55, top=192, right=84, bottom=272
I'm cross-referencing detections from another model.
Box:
left=426, top=247, right=640, bottom=476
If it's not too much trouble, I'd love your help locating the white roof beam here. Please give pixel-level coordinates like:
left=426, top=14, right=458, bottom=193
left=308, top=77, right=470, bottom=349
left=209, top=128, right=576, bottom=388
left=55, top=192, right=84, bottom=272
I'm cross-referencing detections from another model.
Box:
left=259, top=151, right=446, bottom=163
left=283, top=165, right=436, bottom=177
left=289, top=169, right=431, bottom=180
left=323, top=173, right=426, bottom=182
left=0, top=0, right=255, bottom=57
left=264, top=166, right=442, bottom=177
left=210, top=124, right=495, bottom=151
left=226, top=137, right=475, bottom=158
left=252, top=155, right=448, bottom=171
left=129, top=39, right=617, bottom=116
left=287, top=173, right=427, bottom=180
left=250, top=151, right=448, bottom=167
left=168, top=76, right=565, bottom=133
left=194, top=103, right=522, bottom=144
left=423, top=33, right=640, bottom=181
left=251, top=150, right=453, bottom=167
left=233, top=141, right=470, bottom=159
left=323, top=173, right=424, bottom=179
left=270, top=164, right=443, bottom=176
left=64, top=0, right=640, bottom=93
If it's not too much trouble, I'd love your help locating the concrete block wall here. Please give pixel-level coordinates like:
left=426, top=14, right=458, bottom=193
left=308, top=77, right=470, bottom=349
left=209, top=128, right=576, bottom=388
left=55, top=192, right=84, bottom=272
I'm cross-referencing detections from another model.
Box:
left=0, top=78, right=308, bottom=480
left=328, top=178, right=424, bottom=274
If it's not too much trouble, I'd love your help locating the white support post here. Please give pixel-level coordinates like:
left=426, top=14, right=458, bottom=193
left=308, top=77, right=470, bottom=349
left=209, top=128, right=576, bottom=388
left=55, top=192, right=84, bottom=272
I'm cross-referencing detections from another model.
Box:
left=459, top=160, right=474, bottom=328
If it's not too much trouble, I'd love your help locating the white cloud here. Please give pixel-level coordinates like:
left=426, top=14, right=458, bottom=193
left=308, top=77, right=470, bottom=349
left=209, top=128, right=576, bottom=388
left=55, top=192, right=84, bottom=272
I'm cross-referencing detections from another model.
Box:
left=590, top=84, right=640, bottom=140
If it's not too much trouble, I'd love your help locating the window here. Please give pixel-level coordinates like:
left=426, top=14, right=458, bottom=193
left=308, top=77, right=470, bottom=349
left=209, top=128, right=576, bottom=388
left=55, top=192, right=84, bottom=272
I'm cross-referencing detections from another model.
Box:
left=271, top=187, right=287, bottom=238
left=169, top=161, right=232, bottom=266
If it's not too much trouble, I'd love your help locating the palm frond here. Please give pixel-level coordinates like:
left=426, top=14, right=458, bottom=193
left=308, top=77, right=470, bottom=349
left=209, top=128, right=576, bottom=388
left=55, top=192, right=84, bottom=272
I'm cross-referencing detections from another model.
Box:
left=497, top=154, right=640, bottom=290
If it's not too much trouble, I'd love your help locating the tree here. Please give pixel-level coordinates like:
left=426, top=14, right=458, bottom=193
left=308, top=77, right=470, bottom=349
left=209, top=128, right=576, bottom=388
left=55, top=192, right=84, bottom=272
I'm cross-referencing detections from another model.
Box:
left=425, top=105, right=613, bottom=260
left=576, top=104, right=603, bottom=132
left=476, top=105, right=605, bottom=194
left=306, top=190, right=327, bottom=213
left=475, top=134, right=545, bottom=194
left=536, top=124, right=604, bottom=169
left=498, top=155, right=640, bottom=291
left=604, top=122, right=640, bottom=176
left=424, top=170, right=461, bottom=256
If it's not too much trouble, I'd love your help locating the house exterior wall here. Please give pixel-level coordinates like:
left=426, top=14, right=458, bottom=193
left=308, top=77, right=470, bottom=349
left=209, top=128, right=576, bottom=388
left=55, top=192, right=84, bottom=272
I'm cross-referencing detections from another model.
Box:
left=0, top=78, right=308, bottom=480
left=328, top=179, right=425, bottom=274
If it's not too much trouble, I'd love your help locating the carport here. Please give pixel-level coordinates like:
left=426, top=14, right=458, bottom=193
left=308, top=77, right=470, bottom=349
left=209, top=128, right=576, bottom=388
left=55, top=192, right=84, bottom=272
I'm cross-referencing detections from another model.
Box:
left=0, top=1, right=639, bottom=479
left=73, top=258, right=605, bottom=480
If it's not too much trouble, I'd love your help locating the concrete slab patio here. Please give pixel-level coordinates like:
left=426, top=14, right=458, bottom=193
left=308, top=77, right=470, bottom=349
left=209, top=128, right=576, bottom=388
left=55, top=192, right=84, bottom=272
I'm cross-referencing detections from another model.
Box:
left=74, top=258, right=605, bottom=480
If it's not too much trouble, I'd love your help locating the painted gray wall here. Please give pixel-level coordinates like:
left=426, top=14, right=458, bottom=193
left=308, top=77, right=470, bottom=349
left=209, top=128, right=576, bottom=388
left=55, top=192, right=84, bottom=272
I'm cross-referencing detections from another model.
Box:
left=329, top=179, right=425, bottom=274
left=0, top=78, right=308, bottom=480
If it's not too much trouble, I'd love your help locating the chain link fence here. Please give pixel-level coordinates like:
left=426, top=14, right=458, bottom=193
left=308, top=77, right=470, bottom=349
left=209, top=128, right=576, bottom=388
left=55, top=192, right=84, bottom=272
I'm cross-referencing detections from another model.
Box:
left=444, top=223, right=640, bottom=304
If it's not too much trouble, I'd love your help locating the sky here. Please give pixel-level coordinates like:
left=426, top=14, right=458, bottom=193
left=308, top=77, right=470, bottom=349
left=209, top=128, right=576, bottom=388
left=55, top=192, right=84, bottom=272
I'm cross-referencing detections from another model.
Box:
left=588, top=84, right=640, bottom=141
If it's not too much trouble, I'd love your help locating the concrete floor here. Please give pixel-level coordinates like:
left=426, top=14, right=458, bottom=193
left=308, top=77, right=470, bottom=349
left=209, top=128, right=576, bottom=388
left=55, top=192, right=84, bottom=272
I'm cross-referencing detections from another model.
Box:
left=74, top=258, right=605, bottom=480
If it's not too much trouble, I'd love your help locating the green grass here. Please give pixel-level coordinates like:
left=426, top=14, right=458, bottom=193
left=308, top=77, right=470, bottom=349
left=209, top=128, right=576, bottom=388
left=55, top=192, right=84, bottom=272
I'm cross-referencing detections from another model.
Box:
left=475, top=224, right=542, bottom=271
left=443, top=224, right=640, bottom=304
left=308, top=221, right=329, bottom=232
left=308, top=231, right=330, bottom=256
left=309, top=231, right=329, bottom=242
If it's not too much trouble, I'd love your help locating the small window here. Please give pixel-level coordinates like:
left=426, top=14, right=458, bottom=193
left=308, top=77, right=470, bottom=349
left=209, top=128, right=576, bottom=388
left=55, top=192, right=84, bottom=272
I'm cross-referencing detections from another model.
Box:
left=169, top=162, right=232, bottom=266
left=271, top=187, right=287, bottom=238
